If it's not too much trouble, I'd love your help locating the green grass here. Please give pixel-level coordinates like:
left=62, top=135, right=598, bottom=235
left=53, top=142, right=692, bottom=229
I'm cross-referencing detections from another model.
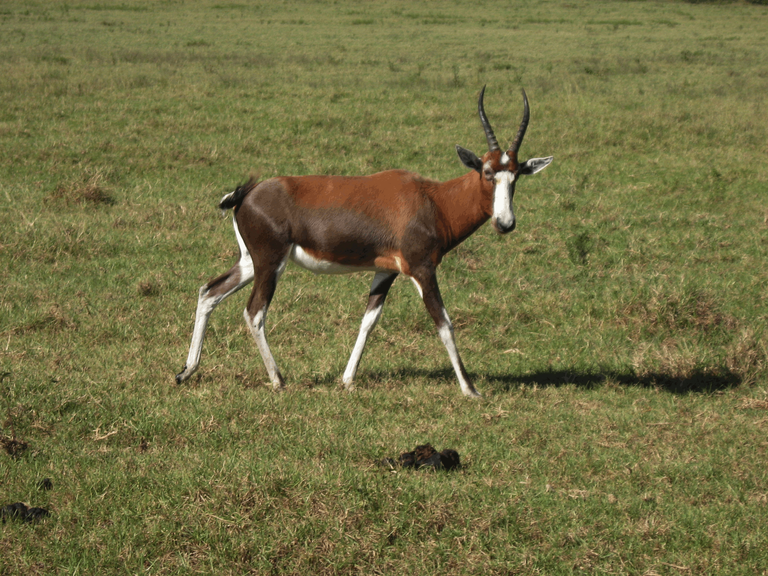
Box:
left=1, top=0, right=768, bottom=573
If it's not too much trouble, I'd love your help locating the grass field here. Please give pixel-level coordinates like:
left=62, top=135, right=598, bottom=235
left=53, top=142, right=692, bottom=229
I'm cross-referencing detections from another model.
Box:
left=1, top=0, right=768, bottom=573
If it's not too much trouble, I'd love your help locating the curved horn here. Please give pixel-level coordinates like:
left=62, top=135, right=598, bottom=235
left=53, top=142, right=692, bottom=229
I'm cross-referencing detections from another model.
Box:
left=509, top=88, right=530, bottom=153
left=477, top=85, right=500, bottom=152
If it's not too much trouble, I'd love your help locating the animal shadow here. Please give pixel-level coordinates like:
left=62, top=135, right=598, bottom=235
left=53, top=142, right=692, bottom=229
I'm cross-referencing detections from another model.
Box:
left=354, top=366, right=741, bottom=396
left=485, top=367, right=742, bottom=395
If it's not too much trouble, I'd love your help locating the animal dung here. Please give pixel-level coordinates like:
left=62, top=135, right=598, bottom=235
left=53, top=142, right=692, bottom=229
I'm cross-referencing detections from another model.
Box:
left=0, top=435, right=28, bottom=459
left=380, top=443, right=461, bottom=471
left=37, top=478, right=53, bottom=491
left=0, top=502, right=50, bottom=523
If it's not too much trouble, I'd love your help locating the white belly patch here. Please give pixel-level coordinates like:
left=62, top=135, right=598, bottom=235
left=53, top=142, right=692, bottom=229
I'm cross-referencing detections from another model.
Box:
left=290, top=245, right=386, bottom=275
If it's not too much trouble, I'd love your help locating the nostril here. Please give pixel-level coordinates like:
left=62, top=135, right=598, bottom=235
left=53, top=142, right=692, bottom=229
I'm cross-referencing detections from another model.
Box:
left=493, top=218, right=516, bottom=234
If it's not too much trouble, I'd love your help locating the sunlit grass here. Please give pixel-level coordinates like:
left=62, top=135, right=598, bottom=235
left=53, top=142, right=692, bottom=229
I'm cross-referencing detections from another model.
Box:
left=1, top=0, right=767, bottom=574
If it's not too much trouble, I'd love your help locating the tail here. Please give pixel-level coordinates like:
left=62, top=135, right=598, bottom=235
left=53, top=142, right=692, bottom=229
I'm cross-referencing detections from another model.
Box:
left=219, top=174, right=260, bottom=210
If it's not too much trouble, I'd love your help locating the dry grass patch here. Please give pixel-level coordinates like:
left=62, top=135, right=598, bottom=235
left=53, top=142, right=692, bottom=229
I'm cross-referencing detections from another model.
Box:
left=725, top=328, right=767, bottom=385
left=621, top=285, right=737, bottom=337
left=739, top=396, right=768, bottom=411
left=48, top=170, right=115, bottom=206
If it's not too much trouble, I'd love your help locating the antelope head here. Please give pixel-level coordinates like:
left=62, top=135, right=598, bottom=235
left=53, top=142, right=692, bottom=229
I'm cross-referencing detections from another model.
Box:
left=456, top=86, right=553, bottom=234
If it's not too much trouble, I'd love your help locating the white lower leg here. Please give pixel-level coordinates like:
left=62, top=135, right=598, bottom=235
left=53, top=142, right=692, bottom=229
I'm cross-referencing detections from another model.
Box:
left=245, top=307, right=284, bottom=390
left=179, top=287, right=220, bottom=379
left=178, top=279, right=252, bottom=383
left=342, top=304, right=384, bottom=389
left=177, top=221, right=254, bottom=383
left=436, top=307, right=481, bottom=398
left=342, top=272, right=394, bottom=390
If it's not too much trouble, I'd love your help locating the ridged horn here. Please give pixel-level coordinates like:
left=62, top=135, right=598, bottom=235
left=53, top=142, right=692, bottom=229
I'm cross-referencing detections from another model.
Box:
left=477, top=85, right=500, bottom=153
left=509, top=88, right=530, bottom=154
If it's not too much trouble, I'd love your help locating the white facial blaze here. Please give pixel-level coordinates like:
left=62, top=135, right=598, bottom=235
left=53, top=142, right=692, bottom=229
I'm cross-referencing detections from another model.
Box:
left=492, top=171, right=515, bottom=229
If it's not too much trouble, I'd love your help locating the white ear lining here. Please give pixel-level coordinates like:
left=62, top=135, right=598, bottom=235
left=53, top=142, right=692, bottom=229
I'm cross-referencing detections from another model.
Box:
left=520, top=156, right=554, bottom=175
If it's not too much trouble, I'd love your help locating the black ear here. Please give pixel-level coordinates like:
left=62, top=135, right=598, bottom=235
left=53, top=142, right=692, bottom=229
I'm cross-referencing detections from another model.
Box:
left=456, top=145, right=483, bottom=173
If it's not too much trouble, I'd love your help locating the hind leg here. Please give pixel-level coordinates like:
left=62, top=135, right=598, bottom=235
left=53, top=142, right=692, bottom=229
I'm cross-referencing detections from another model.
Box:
left=176, top=217, right=254, bottom=384
left=243, top=252, right=289, bottom=390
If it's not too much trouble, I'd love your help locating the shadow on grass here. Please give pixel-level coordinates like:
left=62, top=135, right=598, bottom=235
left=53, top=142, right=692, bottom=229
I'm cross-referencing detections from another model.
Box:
left=357, top=366, right=742, bottom=395
left=487, top=367, right=742, bottom=395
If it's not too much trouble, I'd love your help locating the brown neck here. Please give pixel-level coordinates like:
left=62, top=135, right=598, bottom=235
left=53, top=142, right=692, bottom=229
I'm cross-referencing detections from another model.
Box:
left=431, top=171, right=493, bottom=252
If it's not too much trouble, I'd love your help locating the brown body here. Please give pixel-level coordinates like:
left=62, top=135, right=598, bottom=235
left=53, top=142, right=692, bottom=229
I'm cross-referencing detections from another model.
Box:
left=176, top=88, right=553, bottom=397
left=238, top=169, right=492, bottom=276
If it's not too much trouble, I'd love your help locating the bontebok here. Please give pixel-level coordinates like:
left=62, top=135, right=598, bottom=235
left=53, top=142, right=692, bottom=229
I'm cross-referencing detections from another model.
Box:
left=176, top=87, right=553, bottom=397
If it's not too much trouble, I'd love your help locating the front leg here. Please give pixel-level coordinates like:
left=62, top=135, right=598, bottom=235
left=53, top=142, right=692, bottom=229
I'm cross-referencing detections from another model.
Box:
left=411, top=271, right=481, bottom=398
left=342, top=271, right=399, bottom=391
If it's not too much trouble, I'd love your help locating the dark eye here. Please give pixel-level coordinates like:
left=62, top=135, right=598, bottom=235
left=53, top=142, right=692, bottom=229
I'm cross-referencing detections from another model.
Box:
left=483, top=167, right=494, bottom=181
